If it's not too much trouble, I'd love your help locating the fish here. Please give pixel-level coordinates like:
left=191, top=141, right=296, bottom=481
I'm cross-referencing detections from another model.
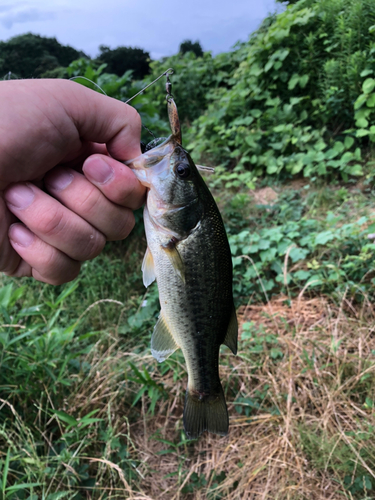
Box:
left=125, top=98, right=238, bottom=439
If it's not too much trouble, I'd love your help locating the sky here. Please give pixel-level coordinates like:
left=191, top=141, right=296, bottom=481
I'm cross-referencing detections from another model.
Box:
left=0, top=0, right=281, bottom=59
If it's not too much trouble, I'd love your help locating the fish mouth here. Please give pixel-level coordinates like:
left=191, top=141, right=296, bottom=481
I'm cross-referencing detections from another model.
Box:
left=125, top=136, right=175, bottom=167
left=125, top=136, right=178, bottom=188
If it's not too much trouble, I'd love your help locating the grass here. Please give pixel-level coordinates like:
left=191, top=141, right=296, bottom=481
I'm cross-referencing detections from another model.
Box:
left=1, top=179, right=375, bottom=499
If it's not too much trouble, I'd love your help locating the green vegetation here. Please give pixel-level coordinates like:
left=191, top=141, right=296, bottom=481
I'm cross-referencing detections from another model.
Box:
left=96, top=45, right=151, bottom=80
left=2, top=181, right=375, bottom=499
left=0, top=34, right=150, bottom=80
left=0, top=34, right=87, bottom=79
left=179, top=40, right=204, bottom=58
left=2, top=0, right=375, bottom=497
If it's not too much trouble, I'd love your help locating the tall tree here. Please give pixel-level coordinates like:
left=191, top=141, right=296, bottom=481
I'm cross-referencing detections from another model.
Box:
left=179, top=40, right=204, bottom=58
left=96, top=45, right=150, bottom=79
left=0, top=33, right=87, bottom=78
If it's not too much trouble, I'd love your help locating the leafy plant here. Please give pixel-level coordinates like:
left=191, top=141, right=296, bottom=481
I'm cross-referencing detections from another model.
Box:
left=186, top=0, right=375, bottom=180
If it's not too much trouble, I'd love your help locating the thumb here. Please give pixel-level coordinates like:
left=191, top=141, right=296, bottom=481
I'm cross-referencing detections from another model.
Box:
left=0, top=79, right=142, bottom=190
left=61, top=80, right=142, bottom=161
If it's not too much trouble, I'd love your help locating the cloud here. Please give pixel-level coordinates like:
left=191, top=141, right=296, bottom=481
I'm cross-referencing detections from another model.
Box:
left=0, top=7, right=55, bottom=29
left=0, top=0, right=281, bottom=59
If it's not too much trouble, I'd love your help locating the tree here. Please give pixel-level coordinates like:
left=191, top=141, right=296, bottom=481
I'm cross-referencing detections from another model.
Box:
left=0, top=33, right=87, bottom=78
left=96, top=45, right=150, bottom=79
left=179, top=40, right=204, bottom=58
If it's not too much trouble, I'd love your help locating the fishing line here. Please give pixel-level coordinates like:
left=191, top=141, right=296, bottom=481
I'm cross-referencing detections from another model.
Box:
left=71, top=68, right=174, bottom=142
left=125, top=68, right=173, bottom=104
left=69, top=76, right=108, bottom=96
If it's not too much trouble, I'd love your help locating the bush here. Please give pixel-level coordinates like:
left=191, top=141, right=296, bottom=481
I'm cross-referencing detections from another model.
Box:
left=187, top=0, right=375, bottom=180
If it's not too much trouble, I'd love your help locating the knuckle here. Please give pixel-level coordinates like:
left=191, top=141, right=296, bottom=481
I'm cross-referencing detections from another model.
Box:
left=36, top=249, right=81, bottom=285
left=127, top=105, right=142, bottom=128
left=84, top=231, right=106, bottom=259
left=38, top=208, right=66, bottom=238
left=76, top=185, right=102, bottom=215
left=108, top=210, right=135, bottom=241
left=4, top=260, right=31, bottom=278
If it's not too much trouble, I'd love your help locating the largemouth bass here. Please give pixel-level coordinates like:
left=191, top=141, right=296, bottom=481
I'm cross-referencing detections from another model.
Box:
left=126, top=99, right=238, bottom=438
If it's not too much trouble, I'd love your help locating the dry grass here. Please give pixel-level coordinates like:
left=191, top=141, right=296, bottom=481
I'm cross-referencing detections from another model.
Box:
left=4, top=293, right=375, bottom=499
left=66, top=294, right=375, bottom=499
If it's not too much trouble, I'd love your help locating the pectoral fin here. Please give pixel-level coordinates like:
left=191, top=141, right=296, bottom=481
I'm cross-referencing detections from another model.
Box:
left=223, top=305, right=238, bottom=355
left=141, top=247, right=156, bottom=288
left=151, top=313, right=179, bottom=362
left=162, top=240, right=185, bottom=283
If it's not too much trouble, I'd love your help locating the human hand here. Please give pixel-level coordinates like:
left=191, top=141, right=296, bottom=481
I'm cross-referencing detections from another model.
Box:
left=0, top=79, right=146, bottom=284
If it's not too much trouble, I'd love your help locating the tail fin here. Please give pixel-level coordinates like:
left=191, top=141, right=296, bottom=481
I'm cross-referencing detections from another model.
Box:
left=183, top=385, right=228, bottom=439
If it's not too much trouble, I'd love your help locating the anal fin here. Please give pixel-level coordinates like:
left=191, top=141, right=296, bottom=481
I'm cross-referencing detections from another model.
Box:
left=223, top=305, right=238, bottom=355
left=151, top=312, right=179, bottom=362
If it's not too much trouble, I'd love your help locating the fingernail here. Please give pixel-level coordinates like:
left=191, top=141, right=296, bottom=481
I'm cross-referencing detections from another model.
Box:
left=46, top=170, right=74, bottom=191
left=83, top=157, right=114, bottom=184
left=5, top=184, right=35, bottom=209
left=9, top=224, right=35, bottom=247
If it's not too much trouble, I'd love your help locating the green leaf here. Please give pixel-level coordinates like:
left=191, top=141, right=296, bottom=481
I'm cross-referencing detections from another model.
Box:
left=291, top=161, right=303, bottom=175
left=264, top=59, right=274, bottom=72
left=258, top=239, right=271, bottom=250
left=299, top=75, right=309, bottom=88
left=273, top=124, right=286, bottom=133
left=267, top=165, right=278, bottom=175
left=366, top=93, right=375, bottom=107
left=362, top=78, right=375, bottom=94
left=288, top=74, right=300, bottom=90
left=341, top=151, right=353, bottom=163
left=250, top=109, right=262, bottom=118
left=289, top=247, right=309, bottom=262
left=356, top=129, right=369, bottom=137
left=54, top=280, right=80, bottom=307
left=0, top=284, right=13, bottom=310
left=1, top=449, right=10, bottom=493
left=6, top=483, right=43, bottom=493
left=356, top=117, right=369, bottom=128
left=51, top=410, right=78, bottom=427
left=315, top=231, right=335, bottom=246
left=344, top=136, right=354, bottom=149
left=45, top=492, right=72, bottom=500
left=347, top=164, right=363, bottom=176
left=354, top=94, right=368, bottom=110
left=333, top=141, right=344, bottom=153
left=293, top=270, right=311, bottom=280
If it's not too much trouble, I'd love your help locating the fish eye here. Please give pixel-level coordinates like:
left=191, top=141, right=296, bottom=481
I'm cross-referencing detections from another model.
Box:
left=176, top=163, right=191, bottom=179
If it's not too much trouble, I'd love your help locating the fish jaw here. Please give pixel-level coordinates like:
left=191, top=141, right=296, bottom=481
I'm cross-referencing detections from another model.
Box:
left=125, top=135, right=177, bottom=190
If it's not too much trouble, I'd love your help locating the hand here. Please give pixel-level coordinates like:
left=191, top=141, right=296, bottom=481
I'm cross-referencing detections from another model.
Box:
left=0, top=79, right=146, bottom=284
